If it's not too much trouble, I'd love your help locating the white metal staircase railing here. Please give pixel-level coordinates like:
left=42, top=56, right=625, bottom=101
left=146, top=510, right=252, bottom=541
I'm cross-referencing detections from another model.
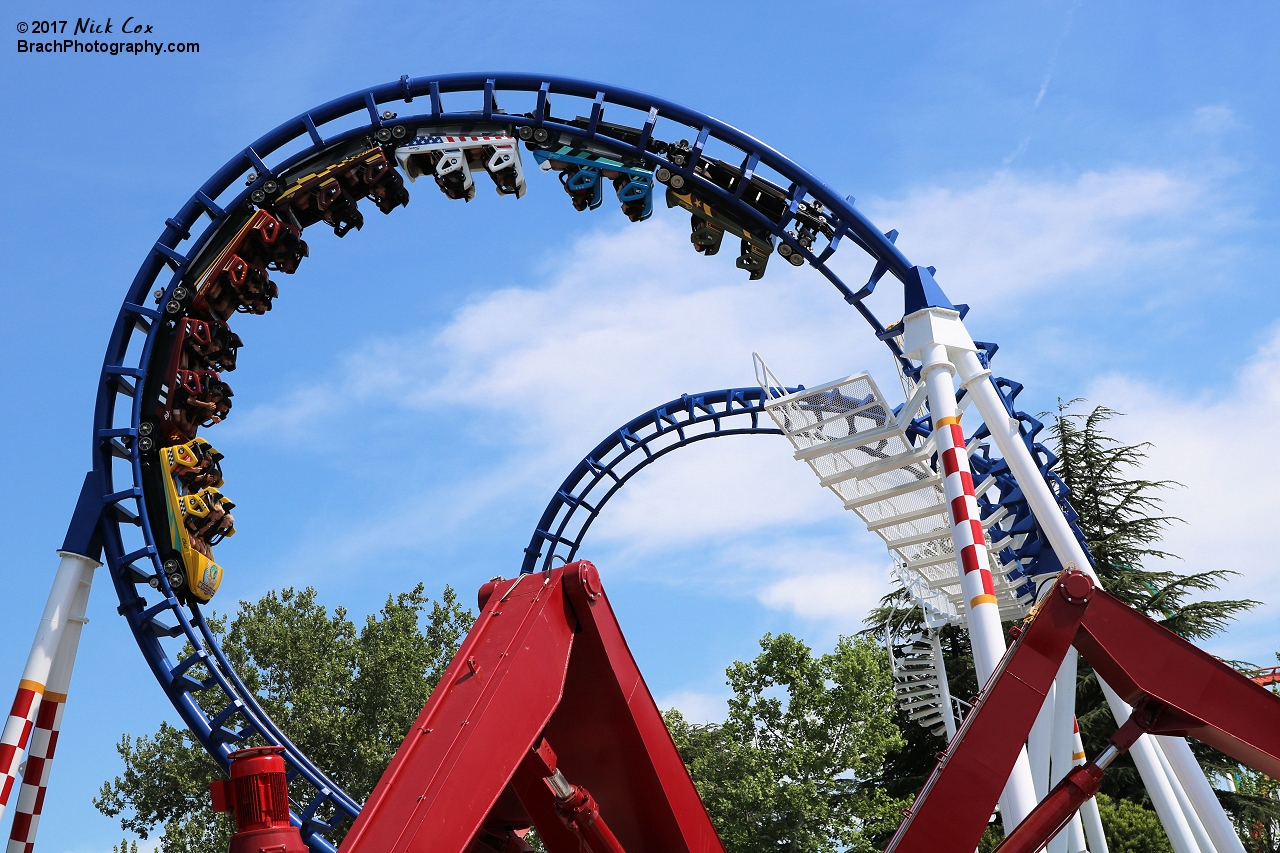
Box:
left=754, top=354, right=1026, bottom=621
left=890, top=632, right=949, bottom=737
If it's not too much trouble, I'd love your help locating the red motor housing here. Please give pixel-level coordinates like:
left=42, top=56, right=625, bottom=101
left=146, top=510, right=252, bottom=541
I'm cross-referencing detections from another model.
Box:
left=210, top=745, right=307, bottom=853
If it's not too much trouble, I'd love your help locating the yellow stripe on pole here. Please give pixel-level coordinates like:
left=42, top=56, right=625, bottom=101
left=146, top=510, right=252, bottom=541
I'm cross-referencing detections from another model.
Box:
left=935, top=415, right=962, bottom=427
left=42, top=692, right=67, bottom=704
left=969, top=594, right=998, bottom=607
left=17, top=681, right=44, bottom=695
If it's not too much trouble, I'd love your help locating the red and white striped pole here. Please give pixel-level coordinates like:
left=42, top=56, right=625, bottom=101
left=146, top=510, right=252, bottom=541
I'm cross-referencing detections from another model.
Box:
left=909, top=330, right=1007, bottom=687
left=0, top=552, right=97, bottom=826
left=904, top=310, right=1039, bottom=830
left=5, top=562, right=93, bottom=853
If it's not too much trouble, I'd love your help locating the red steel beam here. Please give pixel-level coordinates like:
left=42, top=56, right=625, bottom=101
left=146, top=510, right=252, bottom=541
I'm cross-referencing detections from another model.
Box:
left=340, top=561, right=725, bottom=853
left=886, top=570, right=1280, bottom=853
left=1074, top=578, right=1280, bottom=778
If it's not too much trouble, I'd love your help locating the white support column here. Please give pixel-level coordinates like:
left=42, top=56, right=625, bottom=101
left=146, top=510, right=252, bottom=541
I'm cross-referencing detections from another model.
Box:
left=928, top=631, right=958, bottom=741
left=1067, top=812, right=1088, bottom=853
left=951, top=346, right=1093, bottom=579
left=945, top=336, right=1235, bottom=853
left=902, top=309, right=1039, bottom=830
left=0, top=551, right=98, bottom=823
left=1157, top=735, right=1245, bottom=853
left=1050, top=651, right=1080, bottom=790
left=1029, top=683, right=1056, bottom=798
left=1100, top=681, right=1202, bottom=853
left=6, top=564, right=94, bottom=853
left=1153, top=735, right=1215, bottom=853
left=1076, top=722, right=1109, bottom=853
left=1049, top=651, right=1081, bottom=853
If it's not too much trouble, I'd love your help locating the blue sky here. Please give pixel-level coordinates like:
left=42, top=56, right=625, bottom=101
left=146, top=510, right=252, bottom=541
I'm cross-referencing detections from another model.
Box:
left=2, top=1, right=1278, bottom=848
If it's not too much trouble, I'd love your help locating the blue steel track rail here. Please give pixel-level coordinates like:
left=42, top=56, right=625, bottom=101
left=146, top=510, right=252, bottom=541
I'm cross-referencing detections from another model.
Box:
left=520, top=387, right=797, bottom=575
left=78, top=73, right=1094, bottom=850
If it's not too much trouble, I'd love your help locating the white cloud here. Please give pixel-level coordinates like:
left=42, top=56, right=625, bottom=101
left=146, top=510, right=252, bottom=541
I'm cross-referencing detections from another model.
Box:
left=756, top=559, right=893, bottom=625
left=233, top=217, right=891, bottom=454
left=655, top=689, right=728, bottom=725
left=1191, top=105, right=1241, bottom=135
left=222, top=168, right=1252, bottom=635
left=224, top=216, right=905, bottom=587
left=1086, top=324, right=1280, bottom=662
left=867, top=168, right=1205, bottom=303
left=588, top=436, right=840, bottom=549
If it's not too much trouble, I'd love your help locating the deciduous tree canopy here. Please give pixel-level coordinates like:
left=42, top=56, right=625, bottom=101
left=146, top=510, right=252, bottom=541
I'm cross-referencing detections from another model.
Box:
left=666, top=633, right=907, bottom=853
left=95, top=584, right=473, bottom=851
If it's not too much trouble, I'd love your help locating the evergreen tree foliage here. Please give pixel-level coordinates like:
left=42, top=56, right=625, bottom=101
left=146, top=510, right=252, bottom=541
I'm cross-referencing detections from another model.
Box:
left=665, top=633, right=907, bottom=853
left=95, top=584, right=473, bottom=852
left=1049, top=401, right=1262, bottom=817
left=1093, top=794, right=1174, bottom=853
left=1048, top=401, right=1255, bottom=637
left=1230, top=763, right=1280, bottom=853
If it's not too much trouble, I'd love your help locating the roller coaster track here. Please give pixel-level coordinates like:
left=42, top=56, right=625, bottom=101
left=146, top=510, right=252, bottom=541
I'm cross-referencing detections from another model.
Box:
left=520, top=387, right=796, bottom=575
left=75, top=73, right=1098, bottom=850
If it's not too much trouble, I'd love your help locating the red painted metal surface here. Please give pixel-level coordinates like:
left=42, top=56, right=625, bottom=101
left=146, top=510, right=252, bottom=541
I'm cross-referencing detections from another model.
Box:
left=1249, top=665, right=1280, bottom=688
left=1075, top=582, right=1280, bottom=777
left=340, top=561, right=726, bottom=853
left=522, top=737, right=629, bottom=853
left=996, top=763, right=1106, bottom=853
left=993, top=718, right=1146, bottom=853
left=886, top=570, right=1280, bottom=853
left=210, top=745, right=307, bottom=853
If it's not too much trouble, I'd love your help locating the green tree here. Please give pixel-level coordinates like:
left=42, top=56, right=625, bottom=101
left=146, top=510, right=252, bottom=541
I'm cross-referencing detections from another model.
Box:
left=1230, top=765, right=1280, bottom=853
left=1049, top=402, right=1262, bottom=821
left=1048, top=402, right=1255, bottom=635
left=665, top=633, right=907, bottom=853
left=95, top=584, right=473, bottom=852
left=1094, top=794, right=1175, bottom=853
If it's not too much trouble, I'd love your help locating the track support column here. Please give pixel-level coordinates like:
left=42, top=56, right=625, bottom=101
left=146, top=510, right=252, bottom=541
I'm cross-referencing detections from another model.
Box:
left=902, top=306, right=1039, bottom=830
left=6, top=563, right=93, bottom=853
left=1049, top=650, right=1083, bottom=853
left=1075, top=722, right=1109, bottom=853
left=945, top=329, right=1217, bottom=853
left=0, top=551, right=98, bottom=823
left=1157, top=735, right=1246, bottom=853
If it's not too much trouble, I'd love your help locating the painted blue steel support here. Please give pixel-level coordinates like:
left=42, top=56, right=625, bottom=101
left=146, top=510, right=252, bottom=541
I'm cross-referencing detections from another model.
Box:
left=83, top=72, right=1098, bottom=850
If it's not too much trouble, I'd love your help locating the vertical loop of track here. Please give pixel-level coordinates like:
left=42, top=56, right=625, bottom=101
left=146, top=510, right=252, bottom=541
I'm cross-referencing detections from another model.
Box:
left=91, top=74, right=1091, bottom=849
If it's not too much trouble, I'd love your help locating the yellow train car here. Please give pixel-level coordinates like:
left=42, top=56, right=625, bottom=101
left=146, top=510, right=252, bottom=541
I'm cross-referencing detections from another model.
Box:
left=158, top=440, right=233, bottom=603
left=274, top=144, right=409, bottom=236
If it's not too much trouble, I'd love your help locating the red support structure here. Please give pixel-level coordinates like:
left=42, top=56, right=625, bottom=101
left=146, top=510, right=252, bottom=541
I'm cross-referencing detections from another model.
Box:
left=339, top=561, right=725, bottom=853
left=886, top=571, right=1280, bottom=853
left=1250, top=665, right=1280, bottom=688
left=210, top=745, right=307, bottom=853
